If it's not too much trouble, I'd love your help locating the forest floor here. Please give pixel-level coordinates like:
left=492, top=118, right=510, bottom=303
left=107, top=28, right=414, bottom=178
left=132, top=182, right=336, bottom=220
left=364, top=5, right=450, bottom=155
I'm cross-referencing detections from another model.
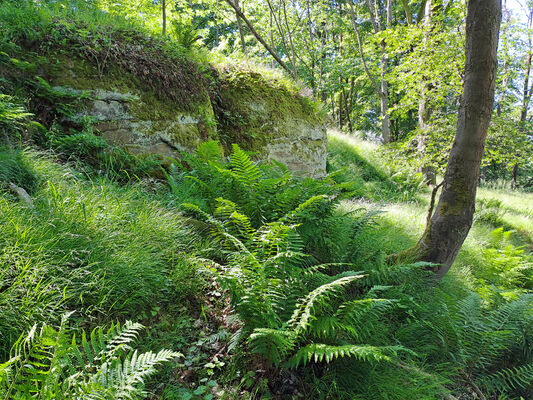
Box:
left=1, top=131, right=532, bottom=399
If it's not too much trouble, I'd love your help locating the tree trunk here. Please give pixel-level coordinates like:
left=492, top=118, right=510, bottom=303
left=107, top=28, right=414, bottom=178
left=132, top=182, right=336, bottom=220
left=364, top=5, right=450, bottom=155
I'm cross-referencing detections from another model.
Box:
left=235, top=0, right=246, bottom=53
left=520, top=52, right=531, bottom=122
left=348, top=0, right=391, bottom=142
left=520, top=7, right=533, bottom=122
left=511, top=163, right=519, bottom=189
left=395, top=0, right=502, bottom=279
left=162, top=0, right=166, bottom=36
left=417, top=0, right=436, bottom=185
left=379, top=0, right=392, bottom=143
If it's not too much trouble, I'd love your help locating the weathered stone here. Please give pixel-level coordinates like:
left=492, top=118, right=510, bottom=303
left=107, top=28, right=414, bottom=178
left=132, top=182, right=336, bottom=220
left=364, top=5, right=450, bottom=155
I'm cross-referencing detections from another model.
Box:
left=53, top=63, right=327, bottom=177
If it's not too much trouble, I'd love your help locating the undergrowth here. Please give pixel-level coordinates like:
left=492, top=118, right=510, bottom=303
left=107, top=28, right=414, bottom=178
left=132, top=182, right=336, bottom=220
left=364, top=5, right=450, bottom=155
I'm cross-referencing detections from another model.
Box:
left=0, top=5, right=532, bottom=397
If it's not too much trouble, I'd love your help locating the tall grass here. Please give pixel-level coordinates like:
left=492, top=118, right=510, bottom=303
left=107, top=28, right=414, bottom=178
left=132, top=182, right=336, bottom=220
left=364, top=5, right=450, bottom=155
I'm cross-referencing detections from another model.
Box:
left=0, top=149, right=204, bottom=360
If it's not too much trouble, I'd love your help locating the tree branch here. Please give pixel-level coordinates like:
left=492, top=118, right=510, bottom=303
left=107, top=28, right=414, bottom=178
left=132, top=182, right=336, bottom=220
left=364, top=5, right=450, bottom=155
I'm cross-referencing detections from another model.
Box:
left=224, top=0, right=295, bottom=77
left=348, top=1, right=382, bottom=96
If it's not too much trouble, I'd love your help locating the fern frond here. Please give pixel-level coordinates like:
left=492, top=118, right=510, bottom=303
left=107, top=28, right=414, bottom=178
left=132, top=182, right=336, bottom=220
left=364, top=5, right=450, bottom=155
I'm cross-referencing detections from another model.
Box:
left=285, top=343, right=405, bottom=368
left=334, top=298, right=395, bottom=340
left=195, top=140, right=224, bottom=162
left=281, top=195, right=330, bottom=224
left=480, top=363, right=533, bottom=394
left=214, top=198, right=255, bottom=241
left=229, top=144, right=262, bottom=189
left=105, top=321, right=144, bottom=356
left=248, top=329, right=297, bottom=366
left=288, top=275, right=365, bottom=333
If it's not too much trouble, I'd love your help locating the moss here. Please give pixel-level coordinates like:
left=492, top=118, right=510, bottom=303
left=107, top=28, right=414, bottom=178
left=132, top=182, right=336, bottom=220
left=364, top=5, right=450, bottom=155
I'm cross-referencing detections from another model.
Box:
left=211, top=67, right=323, bottom=153
left=438, top=181, right=473, bottom=216
left=46, top=55, right=202, bottom=116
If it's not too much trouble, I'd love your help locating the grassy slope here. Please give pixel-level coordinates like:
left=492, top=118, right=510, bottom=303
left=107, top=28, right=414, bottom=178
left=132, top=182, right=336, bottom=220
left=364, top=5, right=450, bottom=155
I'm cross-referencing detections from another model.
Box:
left=329, top=130, right=533, bottom=290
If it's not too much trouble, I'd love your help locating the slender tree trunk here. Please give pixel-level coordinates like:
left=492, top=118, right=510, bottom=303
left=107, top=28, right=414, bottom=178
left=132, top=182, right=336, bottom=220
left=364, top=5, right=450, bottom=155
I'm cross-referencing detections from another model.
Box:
left=417, top=0, right=437, bottom=185
left=162, top=0, right=166, bottom=36
left=520, top=8, right=533, bottom=122
left=281, top=0, right=299, bottom=75
left=395, top=0, right=502, bottom=279
left=401, top=0, right=413, bottom=24
left=235, top=0, right=246, bottom=53
left=520, top=52, right=531, bottom=122
left=266, top=0, right=296, bottom=73
left=348, top=0, right=390, bottom=142
left=511, top=163, right=519, bottom=189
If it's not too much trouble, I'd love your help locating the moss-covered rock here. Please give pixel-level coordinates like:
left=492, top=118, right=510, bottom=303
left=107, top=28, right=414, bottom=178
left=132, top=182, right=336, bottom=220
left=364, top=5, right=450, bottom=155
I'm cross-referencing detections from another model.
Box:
left=211, top=66, right=327, bottom=177
left=1, top=20, right=327, bottom=177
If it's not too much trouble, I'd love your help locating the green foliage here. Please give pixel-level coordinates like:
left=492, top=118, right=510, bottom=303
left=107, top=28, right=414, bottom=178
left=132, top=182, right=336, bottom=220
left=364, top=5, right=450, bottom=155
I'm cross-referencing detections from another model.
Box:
left=0, top=148, right=39, bottom=193
left=177, top=142, right=421, bottom=377
left=477, top=227, right=533, bottom=290
left=173, top=141, right=343, bottom=230
left=49, top=130, right=164, bottom=182
left=327, top=132, right=423, bottom=201
left=0, top=152, right=198, bottom=360
left=0, top=316, right=180, bottom=399
left=0, top=94, right=32, bottom=143
left=402, top=291, right=533, bottom=398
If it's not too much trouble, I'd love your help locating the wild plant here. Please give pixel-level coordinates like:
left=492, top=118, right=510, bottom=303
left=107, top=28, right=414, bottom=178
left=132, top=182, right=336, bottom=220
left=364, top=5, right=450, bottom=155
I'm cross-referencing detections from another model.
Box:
left=0, top=314, right=180, bottom=399
left=181, top=195, right=418, bottom=373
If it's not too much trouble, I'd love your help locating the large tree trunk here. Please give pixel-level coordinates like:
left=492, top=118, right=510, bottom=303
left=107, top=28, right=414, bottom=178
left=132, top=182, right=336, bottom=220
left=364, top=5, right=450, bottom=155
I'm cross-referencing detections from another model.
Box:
left=396, top=0, right=501, bottom=279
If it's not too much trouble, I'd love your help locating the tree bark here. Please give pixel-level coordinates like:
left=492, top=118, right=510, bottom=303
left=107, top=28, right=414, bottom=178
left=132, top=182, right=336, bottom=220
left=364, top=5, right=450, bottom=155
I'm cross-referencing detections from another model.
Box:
left=401, top=0, right=413, bottom=24
left=520, top=7, right=533, bottom=122
left=417, top=0, right=437, bottom=185
left=348, top=0, right=391, bottom=142
left=162, top=0, right=166, bottom=36
left=395, top=0, right=502, bottom=279
left=235, top=0, right=247, bottom=53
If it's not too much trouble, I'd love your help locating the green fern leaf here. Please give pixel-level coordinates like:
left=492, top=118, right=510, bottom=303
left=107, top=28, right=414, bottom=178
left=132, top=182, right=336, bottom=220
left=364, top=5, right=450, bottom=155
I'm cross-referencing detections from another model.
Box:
left=285, top=343, right=406, bottom=368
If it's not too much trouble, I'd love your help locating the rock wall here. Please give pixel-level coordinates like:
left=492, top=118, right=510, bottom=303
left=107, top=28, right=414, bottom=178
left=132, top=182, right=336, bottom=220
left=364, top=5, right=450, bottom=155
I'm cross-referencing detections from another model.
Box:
left=50, top=59, right=327, bottom=177
left=69, top=89, right=217, bottom=157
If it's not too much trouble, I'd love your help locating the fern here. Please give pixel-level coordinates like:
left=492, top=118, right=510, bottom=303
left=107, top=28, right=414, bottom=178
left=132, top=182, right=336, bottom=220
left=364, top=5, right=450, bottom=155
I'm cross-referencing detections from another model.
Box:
left=194, top=140, right=224, bottom=162
left=285, top=343, right=406, bottom=367
left=403, top=291, right=533, bottom=398
left=176, top=142, right=421, bottom=383
left=481, top=363, right=533, bottom=393
left=288, top=275, right=365, bottom=334
left=248, top=329, right=297, bottom=366
left=0, top=317, right=180, bottom=399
